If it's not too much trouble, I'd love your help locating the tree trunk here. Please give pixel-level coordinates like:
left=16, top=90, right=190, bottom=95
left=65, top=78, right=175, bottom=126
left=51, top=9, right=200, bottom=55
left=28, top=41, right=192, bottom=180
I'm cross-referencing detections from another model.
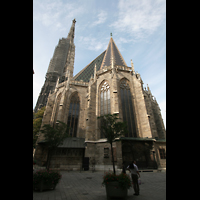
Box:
left=110, top=142, right=116, bottom=175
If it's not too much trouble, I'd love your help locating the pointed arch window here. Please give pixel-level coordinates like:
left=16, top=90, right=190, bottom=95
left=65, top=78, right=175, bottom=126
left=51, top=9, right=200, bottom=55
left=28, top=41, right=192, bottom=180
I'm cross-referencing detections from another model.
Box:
left=99, top=81, right=111, bottom=138
left=53, top=93, right=62, bottom=128
left=67, top=92, right=80, bottom=137
left=120, top=79, right=137, bottom=137
left=100, top=81, right=111, bottom=115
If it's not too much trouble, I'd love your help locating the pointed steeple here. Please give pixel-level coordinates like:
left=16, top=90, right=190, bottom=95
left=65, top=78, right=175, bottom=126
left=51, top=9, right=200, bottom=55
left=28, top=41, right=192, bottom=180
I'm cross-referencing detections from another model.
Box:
left=100, top=36, right=127, bottom=69
left=34, top=19, right=76, bottom=113
left=67, top=18, right=76, bottom=42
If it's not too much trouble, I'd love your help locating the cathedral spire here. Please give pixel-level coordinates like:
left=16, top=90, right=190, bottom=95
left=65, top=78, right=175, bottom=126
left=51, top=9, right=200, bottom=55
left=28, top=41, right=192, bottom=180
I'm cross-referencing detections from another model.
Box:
left=34, top=19, right=76, bottom=112
left=67, top=18, right=76, bottom=41
left=100, top=37, right=127, bottom=70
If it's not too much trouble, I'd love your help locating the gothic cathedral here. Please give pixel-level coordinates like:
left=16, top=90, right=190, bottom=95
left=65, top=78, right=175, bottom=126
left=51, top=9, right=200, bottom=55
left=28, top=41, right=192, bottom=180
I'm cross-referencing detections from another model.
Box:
left=34, top=19, right=166, bottom=171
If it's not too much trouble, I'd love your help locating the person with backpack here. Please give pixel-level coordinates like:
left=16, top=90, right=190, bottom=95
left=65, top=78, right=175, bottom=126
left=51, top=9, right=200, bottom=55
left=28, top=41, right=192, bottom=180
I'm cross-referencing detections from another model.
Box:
left=127, top=160, right=140, bottom=196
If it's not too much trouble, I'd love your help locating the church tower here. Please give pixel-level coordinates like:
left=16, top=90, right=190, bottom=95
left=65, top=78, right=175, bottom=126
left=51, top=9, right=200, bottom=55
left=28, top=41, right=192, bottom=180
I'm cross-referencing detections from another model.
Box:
left=34, top=19, right=76, bottom=112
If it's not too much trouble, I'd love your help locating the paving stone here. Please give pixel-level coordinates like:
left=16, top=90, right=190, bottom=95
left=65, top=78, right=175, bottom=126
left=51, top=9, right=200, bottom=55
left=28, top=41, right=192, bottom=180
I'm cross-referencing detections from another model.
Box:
left=33, top=171, right=166, bottom=200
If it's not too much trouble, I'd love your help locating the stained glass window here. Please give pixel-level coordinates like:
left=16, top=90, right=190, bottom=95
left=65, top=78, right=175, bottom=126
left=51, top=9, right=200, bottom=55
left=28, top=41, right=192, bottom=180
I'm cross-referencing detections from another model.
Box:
left=120, top=79, right=137, bottom=137
left=100, top=81, right=111, bottom=138
left=67, top=92, right=80, bottom=137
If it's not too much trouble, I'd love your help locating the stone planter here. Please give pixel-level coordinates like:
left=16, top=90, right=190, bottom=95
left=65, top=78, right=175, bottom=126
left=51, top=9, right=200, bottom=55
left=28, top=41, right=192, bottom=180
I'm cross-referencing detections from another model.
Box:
left=105, top=181, right=128, bottom=200
left=33, top=180, right=56, bottom=192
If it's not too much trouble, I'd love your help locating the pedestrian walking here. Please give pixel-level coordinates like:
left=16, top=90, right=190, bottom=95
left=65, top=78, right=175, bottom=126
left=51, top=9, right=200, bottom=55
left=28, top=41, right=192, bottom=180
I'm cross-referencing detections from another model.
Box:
left=127, top=160, right=140, bottom=196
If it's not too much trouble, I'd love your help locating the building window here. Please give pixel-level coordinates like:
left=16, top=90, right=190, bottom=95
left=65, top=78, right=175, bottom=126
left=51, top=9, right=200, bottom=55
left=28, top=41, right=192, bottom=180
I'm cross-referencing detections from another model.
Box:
left=120, top=79, right=137, bottom=137
left=100, top=81, right=110, bottom=115
left=53, top=93, right=62, bottom=127
left=159, top=149, right=166, bottom=159
left=67, top=92, right=80, bottom=137
left=100, top=81, right=111, bottom=138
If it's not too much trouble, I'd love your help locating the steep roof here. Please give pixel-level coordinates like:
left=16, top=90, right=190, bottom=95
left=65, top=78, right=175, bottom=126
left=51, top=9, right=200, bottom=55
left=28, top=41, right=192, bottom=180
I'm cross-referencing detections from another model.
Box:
left=73, top=51, right=106, bottom=82
left=58, top=137, right=85, bottom=148
left=100, top=37, right=127, bottom=69
left=38, top=137, right=85, bottom=148
left=73, top=37, right=127, bottom=82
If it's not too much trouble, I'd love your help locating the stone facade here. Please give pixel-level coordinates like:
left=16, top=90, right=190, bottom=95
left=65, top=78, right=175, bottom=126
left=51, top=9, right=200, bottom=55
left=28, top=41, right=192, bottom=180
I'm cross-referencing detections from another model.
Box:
left=34, top=19, right=166, bottom=171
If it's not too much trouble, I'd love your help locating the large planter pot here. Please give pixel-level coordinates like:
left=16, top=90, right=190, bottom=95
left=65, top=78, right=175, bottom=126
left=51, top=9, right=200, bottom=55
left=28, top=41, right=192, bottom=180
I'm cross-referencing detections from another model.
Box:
left=33, top=180, right=57, bottom=192
left=105, top=181, right=128, bottom=200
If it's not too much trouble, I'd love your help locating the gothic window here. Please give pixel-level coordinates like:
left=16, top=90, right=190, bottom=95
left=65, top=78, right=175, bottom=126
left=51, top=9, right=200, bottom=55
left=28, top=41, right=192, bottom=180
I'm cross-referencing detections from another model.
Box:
left=67, top=92, right=80, bottom=137
left=100, top=81, right=111, bottom=115
left=59, top=76, right=66, bottom=83
left=53, top=93, right=62, bottom=127
left=159, top=149, right=166, bottom=159
left=100, top=81, right=111, bottom=138
left=120, top=79, right=137, bottom=137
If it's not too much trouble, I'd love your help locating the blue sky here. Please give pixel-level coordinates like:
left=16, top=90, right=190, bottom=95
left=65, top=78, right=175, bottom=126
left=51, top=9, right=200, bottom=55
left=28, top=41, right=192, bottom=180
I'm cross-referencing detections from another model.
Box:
left=33, top=0, right=166, bottom=127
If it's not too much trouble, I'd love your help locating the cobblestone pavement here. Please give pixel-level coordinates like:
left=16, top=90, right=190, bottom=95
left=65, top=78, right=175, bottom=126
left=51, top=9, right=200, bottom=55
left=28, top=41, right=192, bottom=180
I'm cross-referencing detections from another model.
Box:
left=33, top=171, right=166, bottom=200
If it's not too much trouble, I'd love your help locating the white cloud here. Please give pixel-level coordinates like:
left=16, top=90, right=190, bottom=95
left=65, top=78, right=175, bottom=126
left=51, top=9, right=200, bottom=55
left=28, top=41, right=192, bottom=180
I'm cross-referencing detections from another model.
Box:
left=33, top=0, right=85, bottom=31
left=91, top=10, right=107, bottom=26
left=79, top=36, right=107, bottom=51
left=111, top=0, right=166, bottom=39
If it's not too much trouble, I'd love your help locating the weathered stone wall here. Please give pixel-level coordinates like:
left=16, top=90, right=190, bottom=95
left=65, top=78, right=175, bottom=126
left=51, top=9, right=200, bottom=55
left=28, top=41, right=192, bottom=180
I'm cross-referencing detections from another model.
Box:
left=143, top=91, right=158, bottom=138
left=152, top=102, right=166, bottom=139
left=154, top=142, right=166, bottom=169
left=85, top=141, right=122, bottom=171
left=50, top=148, right=84, bottom=171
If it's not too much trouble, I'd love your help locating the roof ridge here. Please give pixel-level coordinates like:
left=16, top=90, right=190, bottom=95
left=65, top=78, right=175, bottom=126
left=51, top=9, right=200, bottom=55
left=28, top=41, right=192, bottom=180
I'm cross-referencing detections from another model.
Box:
left=112, top=38, right=127, bottom=66
left=100, top=38, right=112, bottom=69
left=100, top=37, right=127, bottom=70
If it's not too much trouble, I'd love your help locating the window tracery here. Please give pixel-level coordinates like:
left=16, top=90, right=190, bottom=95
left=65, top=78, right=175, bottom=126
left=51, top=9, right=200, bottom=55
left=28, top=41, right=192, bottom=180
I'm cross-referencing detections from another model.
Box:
left=120, top=79, right=137, bottom=137
left=67, top=92, right=80, bottom=137
left=100, top=81, right=110, bottom=116
left=99, top=81, right=111, bottom=138
left=53, top=93, right=62, bottom=127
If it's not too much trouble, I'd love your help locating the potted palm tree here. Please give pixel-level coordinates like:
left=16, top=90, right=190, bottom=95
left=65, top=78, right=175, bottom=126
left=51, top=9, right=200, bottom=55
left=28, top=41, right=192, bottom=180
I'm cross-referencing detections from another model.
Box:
left=98, top=114, right=131, bottom=200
